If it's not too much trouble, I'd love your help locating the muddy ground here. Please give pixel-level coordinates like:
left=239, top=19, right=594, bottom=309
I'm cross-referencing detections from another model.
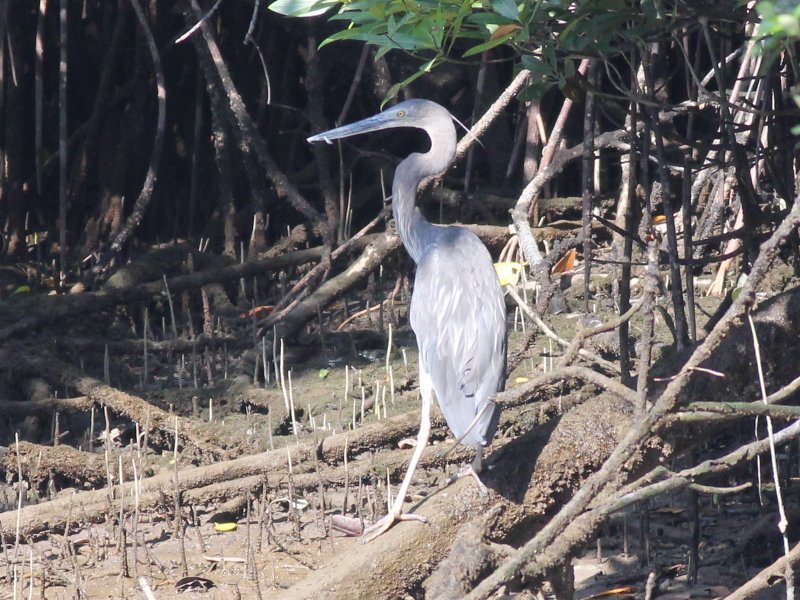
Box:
left=0, top=262, right=797, bottom=599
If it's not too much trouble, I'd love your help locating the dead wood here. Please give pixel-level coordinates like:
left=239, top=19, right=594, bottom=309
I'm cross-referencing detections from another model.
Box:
left=466, top=224, right=513, bottom=253
left=9, top=351, right=225, bottom=461
left=0, top=441, right=136, bottom=492
left=0, top=400, right=426, bottom=541
left=1, top=244, right=794, bottom=598
left=3, top=280, right=796, bottom=596
left=0, top=383, right=577, bottom=546
left=465, top=204, right=800, bottom=598
left=429, top=188, right=608, bottom=217
left=512, top=129, right=631, bottom=266
left=271, top=392, right=629, bottom=600
left=653, top=284, right=800, bottom=450
left=0, top=395, right=92, bottom=416
left=275, top=233, right=403, bottom=339
left=424, top=506, right=514, bottom=599
left=0, top=226, right=508, bottom=349
left=277, top=287, right=800, bottom=599
left=55, top=333, right=240, bottom=356
left=274, top=225, right=510, bottom=339
left=274, top=476, right=495, bottom=600
left=101, top=244, right=218, bottom=289
left=724, top=539, right=800, bottom=600
left=0, top=245, right=323, bottom=342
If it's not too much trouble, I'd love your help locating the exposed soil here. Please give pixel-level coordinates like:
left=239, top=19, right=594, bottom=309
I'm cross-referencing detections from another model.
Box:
left=0, top=261, right=798, bottom=599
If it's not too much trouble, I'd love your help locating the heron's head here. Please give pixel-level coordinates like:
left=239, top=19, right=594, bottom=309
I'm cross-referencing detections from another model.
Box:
left=307, top=99, right=455, bottom=144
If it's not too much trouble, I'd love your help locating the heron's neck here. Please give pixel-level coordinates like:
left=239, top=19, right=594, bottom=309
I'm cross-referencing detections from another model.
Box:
left=392, top=123, right=456, bottom=263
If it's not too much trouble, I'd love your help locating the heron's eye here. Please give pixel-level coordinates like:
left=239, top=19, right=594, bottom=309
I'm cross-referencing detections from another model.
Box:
left=396, top=110, right=406, bottom=118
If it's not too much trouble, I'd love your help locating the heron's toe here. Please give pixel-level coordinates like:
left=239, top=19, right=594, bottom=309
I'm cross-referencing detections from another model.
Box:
left=362, top=511, right=427, bottom=543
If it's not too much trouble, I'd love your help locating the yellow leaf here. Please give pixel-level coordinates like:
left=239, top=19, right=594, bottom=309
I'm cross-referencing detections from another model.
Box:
left=514, top=376, right=529, bottom=384
left=494, top=262, right=522, bottom=287
left=582, top=586, right=638, bottom=599
left=213, top=522, right=237, bottom=532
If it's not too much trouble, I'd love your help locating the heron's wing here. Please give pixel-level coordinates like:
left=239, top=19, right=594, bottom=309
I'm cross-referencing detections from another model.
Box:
left=410, top=228, right=506, bottom=446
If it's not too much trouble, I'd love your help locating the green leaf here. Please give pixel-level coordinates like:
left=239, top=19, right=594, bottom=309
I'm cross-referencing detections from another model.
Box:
left=462, top=31, right=515, bottom=56
left=319, top=369, right=330, bottom=378
left=374, top=45, right=391, bottom=60
left=465, top=12, right=515, bottom=26
left=560, top=17, right=588, bottom=51
left=641, top=0, right=660, bottom=21
left=489, top=0, right=520, bottom=22
left=268, top=0, right=338, bottom=17
left=543, top=39, right=556, bottom=68
left=563, top=58, right=575, bottom=78
left=518, top=79, right=552, bottom=102
left=319, top=28, right=387, bottom=49
left=382, top=57, right=439, bottom=104
left=329, top=11, right=380, bottom=23
left=520, top=53, right=552, bottom=77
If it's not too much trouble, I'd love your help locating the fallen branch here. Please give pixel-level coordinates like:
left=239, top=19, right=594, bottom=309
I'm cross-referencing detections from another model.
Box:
left=275, top=233, right=403, bottom=339
left=724, top=543, right=800, bottom=600
left=0, top=441, right=136, bottom=490
left=274, top=390, right=631, bottom=599
left=0, top=395, right=92, bottom=416
left=464, top=197, right=800, bottom=599
left=506, top=286, right=622, bottom=374
left=0, top=245, right=322, bottom=342
left=0, top=399, right=427, bottom=541
left=10, top=351, right=224, bottom=461
left=683, top=401, right=800, bottom=418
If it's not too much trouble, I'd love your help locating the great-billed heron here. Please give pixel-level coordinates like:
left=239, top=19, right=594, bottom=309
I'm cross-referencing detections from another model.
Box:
left=308, top=99, right=507, bottom=540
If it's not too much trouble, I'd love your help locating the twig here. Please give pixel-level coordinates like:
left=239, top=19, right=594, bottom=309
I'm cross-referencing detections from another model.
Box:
left=0, top=245, right=323, bottom=342
left=186, top=0, right=321, bottom=223
left=452, top=69, right=532, bottom=167
left=274, top=233, right=403, bottom=339
left=530, top=58, right=591, bottom=223
left=499, top=364, right=639, bottom=408
left=175, top=0, right=224, bottom=44
left=505, top=286, right=621, bottom=374
left=464, top=188, right=800, bottom=600
left=266, top=208, right=389, bottom=323
left=338, top=282, right=402, bottom=331
left=58, top=0, right=67, bottom=283
left=749, top=311, right=795, bottom=600
left=682, top=402, right=800, bottom=419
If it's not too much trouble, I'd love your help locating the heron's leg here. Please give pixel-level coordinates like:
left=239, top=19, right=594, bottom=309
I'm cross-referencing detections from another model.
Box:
left=362, top=366, right=433, bottom=542
left=472, top=445, right=485, bottom=474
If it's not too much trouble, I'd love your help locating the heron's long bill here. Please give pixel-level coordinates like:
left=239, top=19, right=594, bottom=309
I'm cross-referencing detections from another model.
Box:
left=307, top=112, right=400, bottom=144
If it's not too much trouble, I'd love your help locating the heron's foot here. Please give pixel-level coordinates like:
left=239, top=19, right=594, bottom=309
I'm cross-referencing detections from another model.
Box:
left=362, top=511, right=427, bottom=543
left=446, top=464, right=489, bottom=493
